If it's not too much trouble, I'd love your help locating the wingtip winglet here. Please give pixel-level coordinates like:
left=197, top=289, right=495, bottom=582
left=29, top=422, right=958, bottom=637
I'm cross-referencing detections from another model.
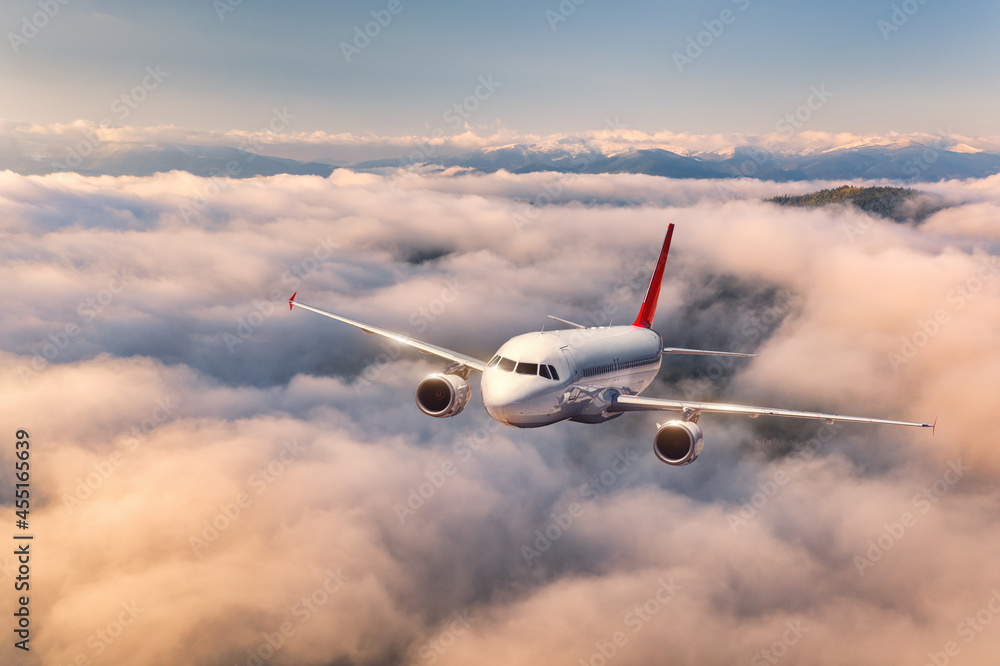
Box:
left=289, top=292, right=297, bottom=311
left=932, top=415, right=938, bottom=436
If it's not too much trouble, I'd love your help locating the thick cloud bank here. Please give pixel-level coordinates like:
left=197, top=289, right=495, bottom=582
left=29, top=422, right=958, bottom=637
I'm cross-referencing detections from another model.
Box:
left=1, top=168, right=999, bottom=665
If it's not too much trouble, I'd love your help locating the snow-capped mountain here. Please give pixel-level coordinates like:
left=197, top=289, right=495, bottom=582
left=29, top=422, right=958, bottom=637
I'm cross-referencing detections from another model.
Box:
left=352, top=136, right=1000, bottom=182
left=2, top=127, right=999, bottom=182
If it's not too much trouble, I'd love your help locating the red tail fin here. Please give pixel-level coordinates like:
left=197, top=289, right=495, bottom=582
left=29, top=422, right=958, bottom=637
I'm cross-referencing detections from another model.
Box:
left=633, top=224, right=674, bottom=328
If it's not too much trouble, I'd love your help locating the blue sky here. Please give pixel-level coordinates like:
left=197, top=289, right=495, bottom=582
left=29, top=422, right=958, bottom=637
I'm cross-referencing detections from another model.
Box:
left=2, top=0, right=999, bottom=138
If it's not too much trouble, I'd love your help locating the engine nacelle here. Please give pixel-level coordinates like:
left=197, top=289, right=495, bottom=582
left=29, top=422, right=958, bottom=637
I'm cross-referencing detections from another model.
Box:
left=415, top=373, right=472, bottom=418
left=653, top=420, right=705, bottom=466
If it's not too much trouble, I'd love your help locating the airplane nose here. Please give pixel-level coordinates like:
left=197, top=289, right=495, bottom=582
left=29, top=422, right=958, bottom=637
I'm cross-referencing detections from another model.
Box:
left=481, top=371, right=535, bottom=424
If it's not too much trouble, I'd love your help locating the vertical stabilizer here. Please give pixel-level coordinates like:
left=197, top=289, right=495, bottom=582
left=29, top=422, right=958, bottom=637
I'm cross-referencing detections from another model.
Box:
left=632, top=224, right=674, bottom=328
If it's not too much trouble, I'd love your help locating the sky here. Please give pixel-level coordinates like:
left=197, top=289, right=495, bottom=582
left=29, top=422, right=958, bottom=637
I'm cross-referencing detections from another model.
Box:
left=3, top=2, right=1000, bottom=666
left=2, top=0, right=1000, bottom=142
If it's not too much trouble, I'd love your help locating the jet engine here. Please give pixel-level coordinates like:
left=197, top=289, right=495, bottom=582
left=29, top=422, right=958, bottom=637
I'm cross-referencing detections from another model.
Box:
left=415, top=373, right=472, bottom=418
left=653, top=420, right=705, bottom=466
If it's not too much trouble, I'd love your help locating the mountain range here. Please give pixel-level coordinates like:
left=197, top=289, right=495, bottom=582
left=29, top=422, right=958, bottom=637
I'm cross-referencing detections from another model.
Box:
left=0, top=137, right=335, bottom=178
left=2, top=133, right=999, bottom=183
left=355, top=136, right=1000, bottom=182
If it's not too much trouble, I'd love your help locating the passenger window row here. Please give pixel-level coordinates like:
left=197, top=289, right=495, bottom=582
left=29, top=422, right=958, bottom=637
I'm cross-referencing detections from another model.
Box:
left=487, top=355, right=560, bottom=380
left=581, top=354, right=660, bottom=378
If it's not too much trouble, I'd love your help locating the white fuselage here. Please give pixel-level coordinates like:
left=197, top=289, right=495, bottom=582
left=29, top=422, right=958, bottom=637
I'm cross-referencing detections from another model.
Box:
left=481, top=325, right=663, bottom=427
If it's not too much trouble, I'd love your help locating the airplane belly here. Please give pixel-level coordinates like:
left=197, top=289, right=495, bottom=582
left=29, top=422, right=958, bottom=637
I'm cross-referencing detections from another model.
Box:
left=486, top=396, right=572, bottom=428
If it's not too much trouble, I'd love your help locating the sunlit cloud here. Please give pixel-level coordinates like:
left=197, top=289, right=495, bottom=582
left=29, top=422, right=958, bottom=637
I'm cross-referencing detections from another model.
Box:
left=1, top=167, right=999, bottom=665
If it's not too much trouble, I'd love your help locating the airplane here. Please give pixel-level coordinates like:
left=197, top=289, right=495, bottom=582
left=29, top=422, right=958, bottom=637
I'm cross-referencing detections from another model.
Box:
left=289, top=223, right=933, bottom=466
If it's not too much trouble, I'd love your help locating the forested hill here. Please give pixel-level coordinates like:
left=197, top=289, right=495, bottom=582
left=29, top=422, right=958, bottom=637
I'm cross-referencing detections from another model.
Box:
left=765, top=185, right=943, bottom=221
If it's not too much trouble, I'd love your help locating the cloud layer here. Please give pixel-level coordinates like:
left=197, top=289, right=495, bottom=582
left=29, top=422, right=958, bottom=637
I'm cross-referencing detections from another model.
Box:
left=1, top=167, right=999, bottom=665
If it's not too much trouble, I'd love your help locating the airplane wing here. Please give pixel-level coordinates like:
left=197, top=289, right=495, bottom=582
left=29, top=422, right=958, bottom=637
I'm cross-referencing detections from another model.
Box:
left=289, top=293, right=488, bottom=373
left=611, top=394, right=933, bottom=428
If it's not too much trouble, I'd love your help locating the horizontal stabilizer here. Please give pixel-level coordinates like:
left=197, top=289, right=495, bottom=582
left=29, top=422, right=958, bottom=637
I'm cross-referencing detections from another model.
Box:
left=547, top=315, right=587, bottom=329
left=662, top=347, right=757, bottom=358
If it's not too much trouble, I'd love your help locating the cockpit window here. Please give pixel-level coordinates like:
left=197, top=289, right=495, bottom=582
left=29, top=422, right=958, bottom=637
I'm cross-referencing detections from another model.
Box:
left=492, top=357, right=560, bottom=380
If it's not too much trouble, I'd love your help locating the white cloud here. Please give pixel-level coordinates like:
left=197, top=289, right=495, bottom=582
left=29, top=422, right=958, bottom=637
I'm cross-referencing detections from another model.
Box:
left=2, top=167, right=1000, bottom=664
